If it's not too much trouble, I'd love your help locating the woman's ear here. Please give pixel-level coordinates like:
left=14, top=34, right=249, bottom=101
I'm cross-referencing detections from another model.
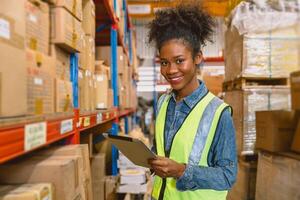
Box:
left=194, top=52, right=203, bottom=66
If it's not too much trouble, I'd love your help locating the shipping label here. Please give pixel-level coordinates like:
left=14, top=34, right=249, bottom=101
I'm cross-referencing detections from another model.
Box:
left=0, top=18, right=10, bottom=39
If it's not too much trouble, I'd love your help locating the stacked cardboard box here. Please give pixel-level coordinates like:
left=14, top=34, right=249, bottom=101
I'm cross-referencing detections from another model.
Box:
left=0, top=183, right=54, bottom=200
left=26, top=49, right=55, bottom=115
left=91, top=152, right=106, bottom=200
left=255, top=151, right=300, bottom=200
left=0, top=144, right=92, bottom=200
left=291, top=71, right=300, bottom=110
left=94, top=61, right=111, bottom=109
left=0, top=0, right=27, bottom=117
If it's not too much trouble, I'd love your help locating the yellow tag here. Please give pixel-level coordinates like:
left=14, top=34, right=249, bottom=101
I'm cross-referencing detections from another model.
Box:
left=83, top=117, right=90, bottom=127
left=35, top=98, right=43, bottom=115
left=63, top=94, right=71, bottom=112
left=35, top=52, right=43, bottom=66
left=30, top=38, right=37, bottom=50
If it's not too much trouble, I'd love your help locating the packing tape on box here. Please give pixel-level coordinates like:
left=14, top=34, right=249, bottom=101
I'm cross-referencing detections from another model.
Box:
left=30, top=37, right=38, bottom=50
left=35, top=98, right=43, bottom=115
left=0, top=14, right=25, bottom=50
left=72, top=0, right=77, bottom=16
left=35, top=52, right=43, bottom=66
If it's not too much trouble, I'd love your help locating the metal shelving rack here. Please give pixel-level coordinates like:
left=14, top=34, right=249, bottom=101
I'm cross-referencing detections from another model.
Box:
left=0, top=0, right=136, bottom=167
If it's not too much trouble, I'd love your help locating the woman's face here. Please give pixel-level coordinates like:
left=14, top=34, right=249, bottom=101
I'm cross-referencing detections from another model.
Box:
left=159, top=39, right=201, bottom=96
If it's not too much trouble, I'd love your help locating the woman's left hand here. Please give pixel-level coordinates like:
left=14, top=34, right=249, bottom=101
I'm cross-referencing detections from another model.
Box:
left=148, top=156, right=186, bottom=178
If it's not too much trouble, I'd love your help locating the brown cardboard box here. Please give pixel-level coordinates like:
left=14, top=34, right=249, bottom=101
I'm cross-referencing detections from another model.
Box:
left=0, top=158, right=78, bottom=200
left=25, top=0, right=49, bottom=55
left=96, top=46, right=125, bottom=74
left=33, top=144, right=93, bottom=200
left=224, top=86, right=291, bottom=155
left=227, top=161, right=257, bottom=200
left=91, top=152, right=106, bottom=181
left=290, top=71, right=300, bottom=110
left=256, top=110, right=300, bottom=152
left=82, top=0, right=95, bottom=37
left=51, top=7, right=82, bottom=52
left=55, top=78, right=73, bottom=113
left=26, top=49, right=55, bottom=115
left=0, top=183, right=54, bottom=200
left=95, top=69, right=109, bottom=109
left=256, top=151, right=300, bottom=200
left=291, top=120, right=300, bottom=153
left=0, top=0, right=27, bottom=117
left=81, top=35, right=95, bottom=72
left=54, top=0, right=83, bottom=21
left=50, top=45, right=71, bottom=81
left=93, top=179, right=105, bottom=200
left=104, top=176, right=117, bottom=200
left=80, top=69, right=92, bottom=111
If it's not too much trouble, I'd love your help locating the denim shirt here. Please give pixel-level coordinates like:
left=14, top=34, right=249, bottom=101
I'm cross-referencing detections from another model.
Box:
left=153, top=81, right=237, bottom=191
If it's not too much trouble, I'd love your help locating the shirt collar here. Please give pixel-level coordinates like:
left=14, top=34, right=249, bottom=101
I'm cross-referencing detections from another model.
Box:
left=171, top=80, right=208, bottom=109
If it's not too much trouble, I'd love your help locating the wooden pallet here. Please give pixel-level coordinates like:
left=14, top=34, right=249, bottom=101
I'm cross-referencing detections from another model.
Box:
left=223, top=77, right=289, bottom=91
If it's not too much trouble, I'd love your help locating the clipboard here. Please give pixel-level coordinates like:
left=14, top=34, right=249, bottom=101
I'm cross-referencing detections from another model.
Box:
left=103, top=133, right=156, bottom=168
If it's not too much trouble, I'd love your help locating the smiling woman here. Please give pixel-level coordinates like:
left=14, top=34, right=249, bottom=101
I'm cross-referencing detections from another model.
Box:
left=147, top=2, right=237, bottom=200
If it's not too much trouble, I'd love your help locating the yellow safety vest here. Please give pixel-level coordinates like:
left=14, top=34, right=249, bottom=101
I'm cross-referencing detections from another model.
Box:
left=152, top=92, right=230, bottom=200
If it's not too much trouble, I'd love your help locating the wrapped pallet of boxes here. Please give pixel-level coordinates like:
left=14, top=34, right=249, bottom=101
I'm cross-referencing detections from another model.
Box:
left=25, top=0, right=49, bottom=55
left=0, top=183, right=54, bottom=200
left=0, top=157, right=80, bottom=200
left=51, top=7, right=83, bottom=52
left=95, top=61, right=109, bottom=109
left=96, top=46, right=125, bottom=74
left=82, top=0, right=95, bottom=37
left=225, top=3, right=300, bottom=81
left=26, top=49, right=55, bottom=115
left=256, top=110, right=300, bottom=153
left=290, top=71, right=300, bottom=110
left=224, top=86, right=290, bottom=155
left=227, top=161, right=257, bottom=200
left=0, top=0, right=27, bottom=117
left=53, top=0, right=82, bottom=21
left=256, top=151, right=300, bottom=200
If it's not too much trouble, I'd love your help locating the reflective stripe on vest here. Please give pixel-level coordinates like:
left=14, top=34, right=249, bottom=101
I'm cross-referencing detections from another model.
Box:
left=152, top=92, right=230, bottom=200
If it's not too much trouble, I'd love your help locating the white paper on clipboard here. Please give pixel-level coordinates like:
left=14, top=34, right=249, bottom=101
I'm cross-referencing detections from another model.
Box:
left=103, top=133, right=156, bottom=168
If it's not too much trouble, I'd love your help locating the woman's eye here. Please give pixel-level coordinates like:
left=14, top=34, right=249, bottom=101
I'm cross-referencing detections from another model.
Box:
left=176, top=59, right=184, bottom=64
left=160, top=61, right=168, bottom=66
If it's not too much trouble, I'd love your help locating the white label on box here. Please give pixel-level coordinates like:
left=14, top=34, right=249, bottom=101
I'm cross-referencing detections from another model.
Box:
left=34, top=77, right=43, bottom=85
left=60, top=119, right=73, bottom=134
left=96, top=113, right=102, bottom=124
left=0, top=18, right=10, bottom=39
left=97, top=103, right=105, bottom=109
left=120, top=55, right=124, bottom=61
left=25, top=122, right=47, bottom=151
left=42, top=195, right=50, bottom=200
left=28, top=14, right=38, bottom=23
left=78, top=71, right=83, bottom=78
left=96, top=75, right=104, bottom=82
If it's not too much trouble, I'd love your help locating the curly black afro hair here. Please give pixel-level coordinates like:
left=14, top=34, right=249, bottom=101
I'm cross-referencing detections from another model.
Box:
left=148, top=2, right=215, bottom=57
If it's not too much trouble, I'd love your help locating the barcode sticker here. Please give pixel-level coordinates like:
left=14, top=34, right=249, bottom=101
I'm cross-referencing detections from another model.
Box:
left=25, top=122, right=47, bottom=151
left=96, top=75, right=104, bottom=82
left=0, top=18, right=10, bottom=39
left=34, top=77, right=43, bottom=85
left=60, top=119, right=73, bottom=134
